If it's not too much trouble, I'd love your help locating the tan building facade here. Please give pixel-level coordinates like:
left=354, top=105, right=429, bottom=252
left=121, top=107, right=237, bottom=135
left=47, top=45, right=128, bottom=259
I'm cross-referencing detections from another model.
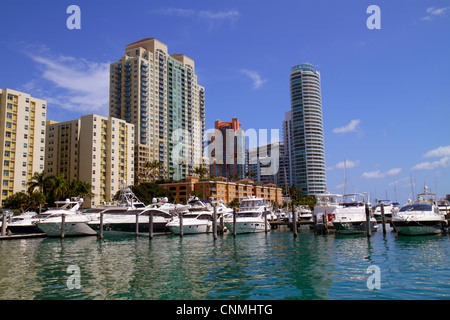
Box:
left=109, top=38, right=206, bottom=184
left=45, top=114, right=134, bottom=207
left=162, top=176, right=283, bottom=205
left=0, top=88, right=47, bottom=204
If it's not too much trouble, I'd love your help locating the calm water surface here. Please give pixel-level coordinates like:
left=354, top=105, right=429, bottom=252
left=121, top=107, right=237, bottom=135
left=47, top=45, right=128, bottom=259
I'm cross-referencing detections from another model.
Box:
left=1, top=226, right=450, bottom=300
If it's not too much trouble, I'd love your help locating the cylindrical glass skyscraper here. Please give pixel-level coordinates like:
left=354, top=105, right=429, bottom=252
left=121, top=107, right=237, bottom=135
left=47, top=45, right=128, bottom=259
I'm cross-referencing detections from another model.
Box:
left=289, top=64, right=326, bottom=195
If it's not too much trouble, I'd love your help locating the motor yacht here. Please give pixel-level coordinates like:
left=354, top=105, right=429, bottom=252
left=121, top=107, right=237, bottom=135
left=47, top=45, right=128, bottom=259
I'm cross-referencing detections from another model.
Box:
left=89, top=197, right=175, bottom=234
left=312, top=193, right=343, bottom=223
left=332, top=193, right=378, bottom=234
left=224, top=197, right=271, bottom=234
left=373, top=200, right=400, bottom=222
left=437, top=199, right=450, bottom=218
left=392, top=187, right=447, bottom=235
left=166, top=197, right=214, bottom=235
left=35, top=198, right=97, bottom=237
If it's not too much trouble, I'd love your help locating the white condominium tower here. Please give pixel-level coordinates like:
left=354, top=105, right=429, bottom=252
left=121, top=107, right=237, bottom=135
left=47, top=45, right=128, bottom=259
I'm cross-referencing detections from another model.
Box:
left=109, top=38, right=206, bottom=183
left=286, top=64, right=326, bottom=195
left=45, top=114, right=134, bottom=207
left=0, top=88, right=47, bottom=204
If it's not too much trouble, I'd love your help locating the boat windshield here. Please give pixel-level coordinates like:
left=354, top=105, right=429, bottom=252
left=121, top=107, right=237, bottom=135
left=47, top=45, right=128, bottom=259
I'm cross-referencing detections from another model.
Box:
left=237, top=212, right=261, bottom=218
left=399, top=204, right=433, bottom=212
left=240, top=199, right=265, bottom=209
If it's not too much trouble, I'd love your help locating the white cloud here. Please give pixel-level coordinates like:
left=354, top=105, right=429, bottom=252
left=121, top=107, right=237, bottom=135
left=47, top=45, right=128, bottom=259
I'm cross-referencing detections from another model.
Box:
left=412, top=156, right=450, bottom=170
left=412, top=145, right=450, bottom=170
left=27, top=54, right=110, bottom=115
left=150, top=8, right=240, bottom=27
left=327, top=160, right=360, bottom=171
left=333, top=119, right=361, bottom=134
left=421, top=6, right=450, bottom=21
left=423, top=145, right=450, bottom=158
left=362, top=168, right=402, bottom=179
left=240, top=69, right=268, bottom=89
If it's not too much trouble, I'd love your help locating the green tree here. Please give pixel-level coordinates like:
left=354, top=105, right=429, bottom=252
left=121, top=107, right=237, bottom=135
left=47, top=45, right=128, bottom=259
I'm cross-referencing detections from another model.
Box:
left=228, top=198, right=240, bottom=209
left=68, top=180, right=94, bottom=199
left=47, top=174, right=70, bottom=202
left=2, top=192, right=30, bottom=212
left=194, top=165, right=209, bottom=180
left=27, top=171, right=48, bottom=194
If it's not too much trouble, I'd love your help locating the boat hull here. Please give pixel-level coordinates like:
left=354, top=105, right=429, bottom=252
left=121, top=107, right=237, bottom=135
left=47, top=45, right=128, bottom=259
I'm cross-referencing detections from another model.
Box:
left=392, top=220, right=445, bottom=236
left=167, top=223, right=211, bottom=235
left=89, top=221, right=170, bottom=233
left=224, top=220, right=270, bottom=234
left=333, top=221, right=378, bottom=234
left=36, top=222, right=97, bottom=237
left=7, top=224, right=44, bottom=234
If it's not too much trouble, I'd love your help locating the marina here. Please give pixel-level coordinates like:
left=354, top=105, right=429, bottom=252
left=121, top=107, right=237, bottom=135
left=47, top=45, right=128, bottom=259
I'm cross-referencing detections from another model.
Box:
left=2, top=222, right=450, bottom=300
left=2, top=189, right=450, bottom=301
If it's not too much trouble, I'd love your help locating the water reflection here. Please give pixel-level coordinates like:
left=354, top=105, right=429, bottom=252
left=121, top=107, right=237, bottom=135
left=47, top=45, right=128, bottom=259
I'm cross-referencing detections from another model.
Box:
left=1, top=229, right=450, bottom=299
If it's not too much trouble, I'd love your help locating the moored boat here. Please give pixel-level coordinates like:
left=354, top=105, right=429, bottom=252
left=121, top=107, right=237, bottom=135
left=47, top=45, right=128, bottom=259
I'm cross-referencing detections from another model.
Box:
left=166, top=197, right=214, bottom=235
left=332, top=193, right=378, bottom=235
left=224, top=197, right=271, bottom=234
left=392, top=187, right=447, bottom=236
left=36, top=198, right=97, bottom=237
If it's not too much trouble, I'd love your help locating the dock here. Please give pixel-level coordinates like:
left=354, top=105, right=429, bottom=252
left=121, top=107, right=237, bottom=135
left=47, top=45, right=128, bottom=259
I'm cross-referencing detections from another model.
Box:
left=0, top=233, right=47, bottom=240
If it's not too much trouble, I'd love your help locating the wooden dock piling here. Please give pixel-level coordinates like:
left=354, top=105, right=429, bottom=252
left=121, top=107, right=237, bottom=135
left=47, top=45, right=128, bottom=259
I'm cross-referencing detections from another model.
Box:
left=264, top=207, right=268, bottom=234
left=380, top=203, right=387, bottom=235
left=213, top=205, right=218, bottom=240
left=98, top=212, right=104, bottom=239
left=292, top=206, right=298, bottom=238
left=233, top=207, right=237, bottom=237
left=61, top=214, right=66, bottom=239
left=179, top=211, right=183, bottom=237
left=135, top=212, right=139, bottom=236
left=149, top=211, right=153, bottom=240
left=365, top=203, right=371, bottom=237
left=1, top=215, right=6, bottom=236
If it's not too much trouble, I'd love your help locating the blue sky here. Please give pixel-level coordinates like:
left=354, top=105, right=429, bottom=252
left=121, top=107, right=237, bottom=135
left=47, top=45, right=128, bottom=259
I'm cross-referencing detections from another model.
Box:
left=1, top=0, right=449, bottom=204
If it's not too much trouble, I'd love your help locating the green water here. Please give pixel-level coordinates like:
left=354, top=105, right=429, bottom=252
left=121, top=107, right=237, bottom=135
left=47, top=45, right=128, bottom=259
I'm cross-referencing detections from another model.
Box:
left=1, top=226, right=450, bottom=300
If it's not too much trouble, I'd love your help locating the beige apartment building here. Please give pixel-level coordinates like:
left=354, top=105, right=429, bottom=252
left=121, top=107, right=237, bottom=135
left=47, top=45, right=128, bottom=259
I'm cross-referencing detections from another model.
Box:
left=109, top=38, right=206, bottom=184
left=0, top=88, right=47, bottom=204
left=45, top=114, right=134, bottom=207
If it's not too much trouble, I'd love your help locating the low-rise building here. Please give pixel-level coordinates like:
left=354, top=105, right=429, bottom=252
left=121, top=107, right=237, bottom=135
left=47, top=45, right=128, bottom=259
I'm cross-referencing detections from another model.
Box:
left=161, top=176, right=283, bottom=205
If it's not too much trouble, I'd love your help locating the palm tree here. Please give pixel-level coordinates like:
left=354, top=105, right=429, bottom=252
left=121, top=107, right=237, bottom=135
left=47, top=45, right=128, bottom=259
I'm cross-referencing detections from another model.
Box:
left=48, top=174, right=70, bottom=201
left=27, top=171, right=47, bottom=194
left=68, top=180, right=94, bottom=199
left=194, top=165, right=209, bottom=180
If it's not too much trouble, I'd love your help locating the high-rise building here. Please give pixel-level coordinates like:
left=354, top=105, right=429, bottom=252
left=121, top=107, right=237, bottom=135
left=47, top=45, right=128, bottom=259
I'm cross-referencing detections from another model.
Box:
left=287, top=64, right=327, bottom=195
left=0, top=88, right=47, bottom=204
left=45, top=114, right=134, bottom=207
left=282, top=110, right=294, bottom=187
left=246, top=141, right=285, bottom=186
left=109, top=38, right=206, bottom=183
left=209, top=118, right=245, bottom=180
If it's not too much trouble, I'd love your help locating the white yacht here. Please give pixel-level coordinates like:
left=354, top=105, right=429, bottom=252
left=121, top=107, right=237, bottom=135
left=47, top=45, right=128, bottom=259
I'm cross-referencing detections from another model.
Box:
left=373, top=200, right=401, bottom=222
left=4, top=211, right=43, bottom=234
left=166, top=197, right=214, bottom=235
left=332, top=193, right=378, bottom=235
left=392, top=187, right=447, bottom=235
left=312, top=193, right=343, bottom=223
left=298, top=205, right=313, bottom=221
left=224, top=197, right=271, bottom=234
left=36, top=198, right=97, bottom=237
left=437, top=199, right=450, bottom=218
left=89, top=197, right=175, bottom=234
